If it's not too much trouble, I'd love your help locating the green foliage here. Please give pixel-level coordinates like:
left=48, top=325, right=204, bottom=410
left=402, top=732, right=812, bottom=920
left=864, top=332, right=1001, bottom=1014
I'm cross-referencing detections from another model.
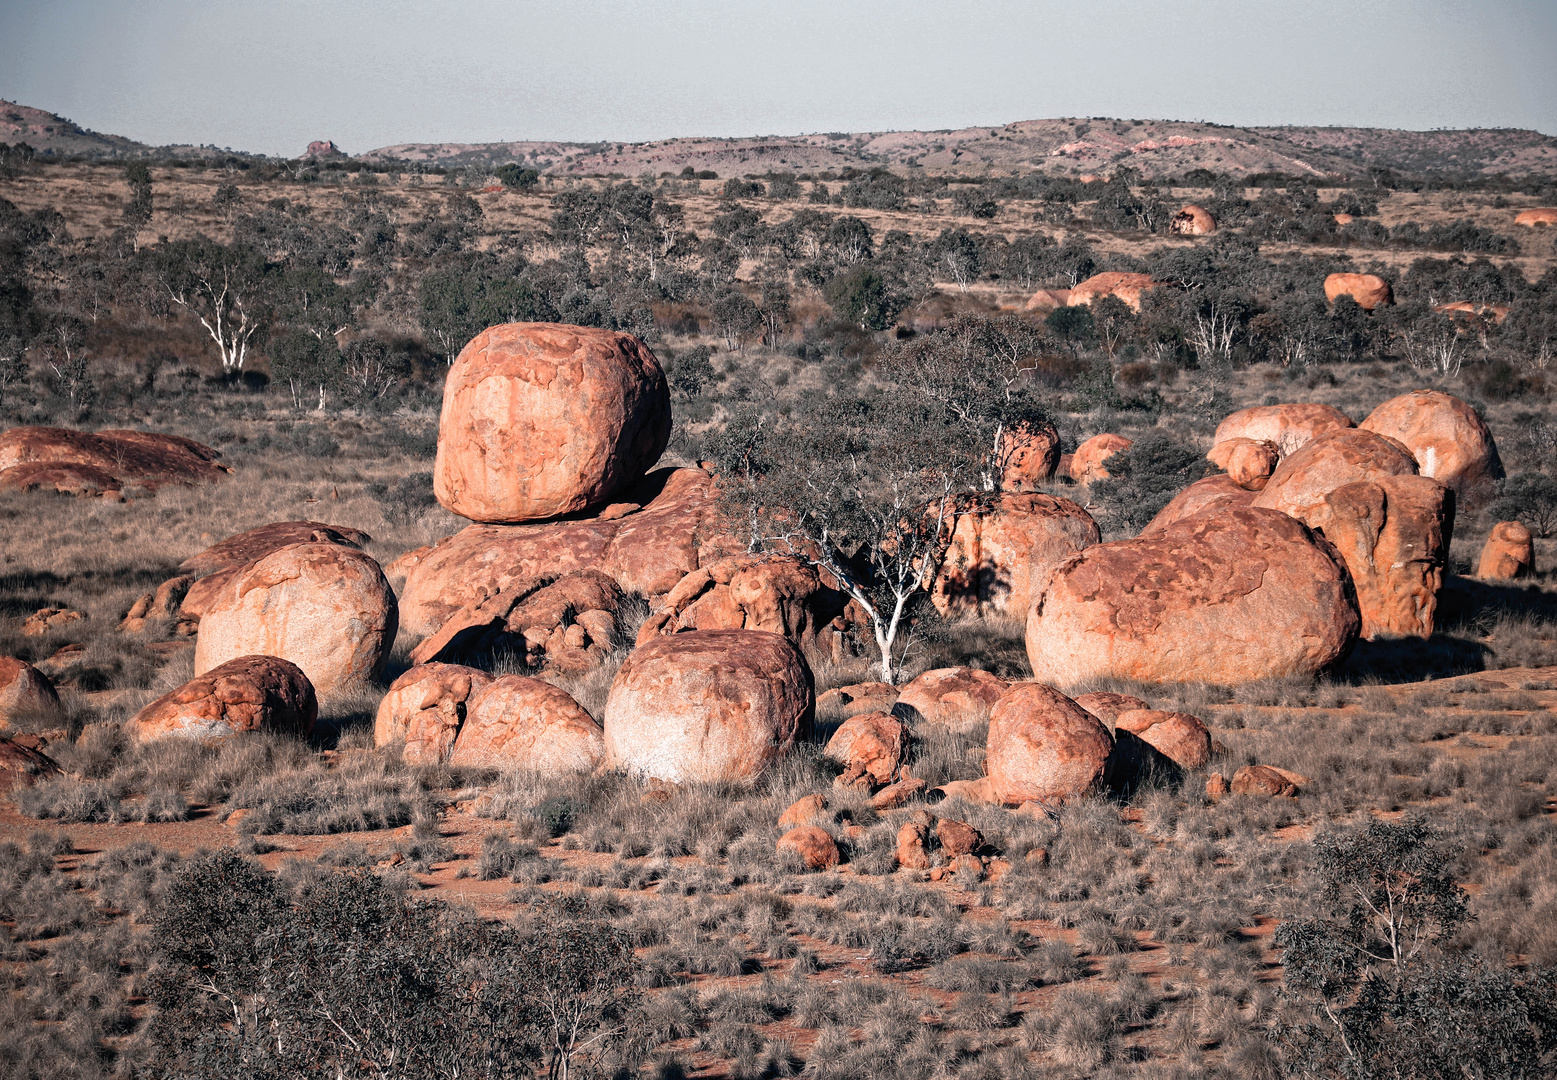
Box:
left=495, top=163, right=540, bottom=189
left=1091, top=433, right=1209, bottom=533
left=268, top=328, right=342, bottom=410
left=368, top=471, right=436, bottom=525
left=1490, top=472, right=1557, bottom=537
left=1044, top=305, right=1095, bottom=345
left=822, top=266, right=903, bottom=331
left=418, top=263, right=556, bottom=362
left=669, top=345, right=714, bottom=399
left=534, top=795, right=581, bottom=838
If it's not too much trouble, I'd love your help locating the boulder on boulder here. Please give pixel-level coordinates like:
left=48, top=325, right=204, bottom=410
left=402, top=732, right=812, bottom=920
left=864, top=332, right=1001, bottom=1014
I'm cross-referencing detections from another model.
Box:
left=433, top=322, right=671, bottom=523
left=928, top=494, right=1100, bottom=618
left=1207, top=438, right=1279, bottom=491
left=1477, top=521, right=1535, bottom=580
left=895, top=667, right=1008, bottom=732
left=985, top=683, right=1113, bottom=806
left=998, top=421, right=1062, bottom=490
left=130, top=655, right=317, bottom=741
left=0, top=658, right=60, bottom=727
left=1139, top=475, right=1257, bottom=536
left=1252, top=428, right=1419, bottom=521
left=448, top=676, right=604, bottom=773
left=1070, top=434, right=1132, bottom=483
left=374, top=663, right=494, bottom=761
left=1170, top=205, right=1217, bottom=235
left=824, top=713, right=907, bottom=787
left=1213, top=403, right=1354, bottom=457
left=1359, top=390, right=1503, bottom=501
left=193, top=543, right=397, bottom=695
left=1026, top=506, right=1360, bottom=686
left=1114, top=709, right=1212, bottom=769
left=604, top=630, right=812, bottom=784
left=1067, top=272, right=1157, bottom=312
left=637, top=554, right=842, bottom=651
left=1324, top=273, right=1393, bottom=310
left=0, top=427, right=231, bottom=494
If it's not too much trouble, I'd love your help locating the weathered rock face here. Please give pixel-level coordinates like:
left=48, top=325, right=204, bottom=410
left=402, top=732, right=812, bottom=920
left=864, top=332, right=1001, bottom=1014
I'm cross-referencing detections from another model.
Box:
left=779, top=793, right=829, bottom=829
left=928, top=494, right=1100, bottom=618
left=448, top=676, right=604, bottom=773
left=399, top=468, right=741, bottom=638
left=1170, top=205, right=1217, bottom=235
left=0, top=736, right=61, bottom=792
left=0, top=658, right=60, bottom=727
left=1478, top=521, right=1535, bottom=580
left=1303, top=475, right=1453, bottom=639
left=817, top=682, right=898, bottom=718
left=1026, top=506, right=1360, bottom=686
left=1359, top=390, right=1503, bottom=501
left=1140, top=475, right=1258, bottom=537
left=0, top=427, right=231, bottom=493
left=121, top=576, right=194, bottom=634
left=1231, top=765, right=1305, bottom=797
left=895, top=668, right=1008, bottom=732
left=936, top=818, right=983, bottom=856
left=1114, top=709, right=1212, bottom=769
left=999, top=421, right=1062, bottom=491
left=1214, top=403, right=1354, bottom=458
left=1515, top=208, right=1557, bottom=226
left=779, top=825, right=839, bottom=869
left=1070, top=434, right=1132, bottom=483
left=433, top=323, right=671, bottom=523
left=986, top=683, right=1113, bottom=806
left=896, top=818, right=931, bottom=868
left=1252, top=429, right=1419, bottom=521
left=1207, top=438, right=1279, bottom=491
left=0, top=462, right=124, bottom=496
left=193, top=543, right=398, bottom=695
left=1071, top=692, right=1150, bottom=728
left=180, top=521, right=371, bottom=578
left=637, top=555, right=842, bottom=651
left=130, top=656, right=317, bottom=741
left=824, top=713, right=907, bottom=786
left=1324, top=272, right=1394, bottom=310
left=374, top=663, right=495, bottom=761
left=1067, top=272, right=1158, bottom=312
left=603, top=630, right=812, bottom=784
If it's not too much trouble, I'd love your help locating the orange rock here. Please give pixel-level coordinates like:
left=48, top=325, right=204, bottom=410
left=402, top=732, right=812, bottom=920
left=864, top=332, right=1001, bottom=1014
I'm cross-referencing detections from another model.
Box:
left=604, top=630, right=812, bottom=784
left=1207, top=438, right=1279, bottom=491
left=999, top=421, right=1062, bottom=490
left=1253, top=429, right=1419, bottom=521
left=0, top=462, right=122, bottom=496
left=121, top=575, right=195, bottom=634
left=896, top=819, right=931, bottom=869
left=1071, top=692, right=1150, bottom=728
left=410, top=569, right=622, bottom=671
left=1023, top=288, right=1072, bottom=312
left=179, top=521, right=371, bottom=578
left=1359, top=390, right=1503, bottom=501
left=1514, top=208, right=1557, bottom=226
left=817, top=682, right=899, bottom=717
left=1230, top=764, right=1303, bottom=797
left=1333, top=213, right=1354, bottom=226
left=1067, top=272, right=1158, bottom=312
left=1114, top=709, right=1212, bottom=769
left=778, top=825, right=839, bottom=869
left=129, top=655, right=317, bottom=741
left=1477, top=521, right=1535, bottom=580
left=895, top=667, right=1008, bottom=732
left=636, top=554, right=837, bottom=650
left=0, top=735, right=61, bottom=792
left=824, top=713, right=907, bottom=786
left=374, top=663, right=494, bottom=761
left=0, top=426, right=231, bottom=493
left=935, top=818, right=983, bottom=856
left=779, top=793, right=829, bottom=829
left=1169, top=205, right=1217, bottom=235
left=928, top=494, right=1100, bottom=618
left=933, top=776, right=1000, bottom=805
left=1214, top=403, right=1354, bottom=457
left=447, top=676, right=604, bottom=773
left=1139, top=475, right=1257, bottom=536
left=946, top=854, right=985, bottom=881
left=986, top=683, right=1113, bottom=806
left=870, top=774, right=926, bottom=809
left=1026, top=506, right=1359, bottom=686
left=1433, top=301, right=1511, bottom=325
left=1205, top=773, right=1229, bottom=801
left=21, top=608, right=85, bottom=637
left=0, top=658, right=59, bottom=728
left=433, top=323, right=671, bottom=523
left=193, top=543, right=397, bottom=695
left=1070, top=434, right=1132, bottom=483
left=1324, top=272, right=1393, bottom=310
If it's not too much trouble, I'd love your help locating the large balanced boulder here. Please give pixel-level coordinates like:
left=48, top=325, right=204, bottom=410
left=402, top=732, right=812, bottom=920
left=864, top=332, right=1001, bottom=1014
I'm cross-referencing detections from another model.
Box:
left=985, top=683, right=1113, bottom=806
left=1140, top=475, right=1257, bottom=536
left=448, top=676, right=604, bottom=773
left=1170, top=205, right=1217, bottom=235
left=1207, top=438, right=1279, bottom=490
left=398, top=467, right=741, bottom=639
left=1252, top=429, right=1419, bottom=521
left=1067, top=272, right=1158, bottom=312
left=999, top=421, right=1062, bottom=490
left=895, top=667, right=1009, bottom=732
left=1026, top=506, right=1359, bottom=686
left=193, top=543, right=398, bottom=695
left=1359, top=390, right=1503, bottom=501
left=1070, top=434, right=1132, bottom=483
left=603, top=630, right=812, bottom=784
left=130, top=656, right=317, bottom=741
left=0, top=426, right=231, bottom=493
left=1477, top=521, right=1535, bottom=580
left=929, top=494, right=1100, bottom=618
left=637, top=555, right=841, bottom=650
left=374, top=663, right=495, bottom=760
left=1214, top=403, right=1354, bottom=457
left=1324, top=272, right=1393, bottom=310
left=1302, top=475, right=1453, bottom=639
left=433, top=323, right=671, bottom=523
left=0, top=658, right=60, bottom=728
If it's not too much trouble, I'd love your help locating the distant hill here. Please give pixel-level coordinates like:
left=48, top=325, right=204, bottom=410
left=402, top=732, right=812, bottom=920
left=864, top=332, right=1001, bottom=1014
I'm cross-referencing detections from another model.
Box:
left=0, top=99, right=151, bottom=158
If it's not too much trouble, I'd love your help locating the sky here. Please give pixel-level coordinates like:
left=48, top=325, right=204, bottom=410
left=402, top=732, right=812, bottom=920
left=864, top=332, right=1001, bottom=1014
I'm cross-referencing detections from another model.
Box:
left=2, top=0, right=1555, bottom=157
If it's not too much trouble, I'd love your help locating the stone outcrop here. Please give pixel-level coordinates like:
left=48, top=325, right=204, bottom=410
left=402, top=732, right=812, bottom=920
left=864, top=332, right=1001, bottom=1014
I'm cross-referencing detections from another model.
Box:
left=1359, top=390, right=1503, bottom=501
left=1067, top=272, right=1158, bottom=312
left=1324, top=272, right=1393, bottom=310
left=1023, top=288, right=1072, bottom=313
left=636, top=555, right=843, bottom=651
left=986, top=683, right=1113, bottom=806
left=1139, top=475, right=1257, bottom=536
left=895, top=667, right=1008, bottom=732
left=374, top=663, right=495, bottom=760
left=433, top=323, right=671, bottom=523
left=1070, top=433, right=1132, bottom=483
left=448, top=676, right=604, bottom=773
left=1207, top=438, right=1279, bottom=490
left=0, top=427, right=231, bottom=494
left=1114, top=709, right=1212, bottom=769
left=1170, top=205, right=1217, bottom=235
left=817, top=682, right=898, bottom=718
left=120, top=575, right=194, bottom=634
left=409, top=569, right=623, bottom=673
left=1477, top=521, right=1535, bottom=580
left=129, top=656, right=317, bottom=740
left=928, top=494, right=1100, bottom=618
left=999, top=421, right=1062, bottom=490
left=0, top=658, right=59, bottom=727
left=193, top=543, right=397, bottom=695
left=1214, top=403, right=1354, bottom=457
left=1252, top=429, right=1420, bottom=521
left=1026, top=506, right=1360, bottom=685
left=603, top=630, right=812, bottom=783
left=21, top=608, right=85, bottom=636
left=824, top=713, right=907, bottom=787
left=1514, top=208, right=1557, bottom=226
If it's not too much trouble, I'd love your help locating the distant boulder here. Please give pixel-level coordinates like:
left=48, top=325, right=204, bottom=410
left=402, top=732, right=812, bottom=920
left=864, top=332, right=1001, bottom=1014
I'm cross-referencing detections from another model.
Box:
left=1477, top=521, right=1535, bottom=580
left=1207, top=438, right=1279, bottom=491
left=305, top=140, right=345, bottom=159
left=0, top=426, right=230, bottom=495
left=1067, top=272, right=1158, bottom=312
left=1069, top=433, right=1132, bottom=483
left=1324, top=272, right=1393, bottom=310
left=1514, top=208, right=1557, bottom=226
left=130, top=656, right=317, bottom=741
left=1169, top=205, right=1217, bottom=235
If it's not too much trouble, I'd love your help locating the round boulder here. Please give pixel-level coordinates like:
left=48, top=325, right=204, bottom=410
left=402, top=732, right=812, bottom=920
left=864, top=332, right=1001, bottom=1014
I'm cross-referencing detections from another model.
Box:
left=603, top=630, right=812, bottom=784
left=448, top=676, right=604, bottom=773
left=895, top=668, right=1008, bottom=732
left=1324, top=272, right=1393, bottom=310
left=0, top=658, right=60, bottom=728
left=1140, top=475, right=1257, bottom=537
left=1170, top=205, right=1217, bottom=236
left=1213, top=403, right=1354, bottom=457
left=986, top=683, right=1113, bottom=806
left=1070, top=434, right=1132, bottom=484
left=1477, top=521, right=1535, bottom=580
left=1252, top=428, right=1419, bottom=521
left=929, top=494, right=1100, bottom=618
left=999, top=421, right=1062, bottom=491
left=824, top=713, right=907, bottom=786
left=374, top=663, right=495, bottom=762
left=130, top=656, right=317, bottom=741
left=1207, top=438, right=1279, bottom=491
left=1515, top=208, right=1557, bottom=227
left=1026, top=506, right=1360, bottom=686
left=193, top=543, right=397, bottom=696
left=1359, top=389, right=1503, bottom=501
left=1114, top=709, right=1212, bottom=769
left=433, top=323, right=672, bottom=523
left=1067, top=272, right=1157, bottom=312
left=778, top=825, right=839, bottom=870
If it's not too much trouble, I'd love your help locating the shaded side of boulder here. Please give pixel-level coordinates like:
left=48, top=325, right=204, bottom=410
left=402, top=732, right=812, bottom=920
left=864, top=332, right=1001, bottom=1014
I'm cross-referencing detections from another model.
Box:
left=0, top=658, right=61, bottom=728
left=0, top=736, right=62, bottom=792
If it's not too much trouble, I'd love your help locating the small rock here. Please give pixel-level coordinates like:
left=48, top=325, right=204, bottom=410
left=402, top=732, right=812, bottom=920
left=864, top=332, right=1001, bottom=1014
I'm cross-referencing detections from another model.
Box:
left=870, top=774, right=926, bottom=810
left=1205, top=773, right=1229, bottom=802
left=935, top=818, right=983, bottom=856
left=896, top=819, right=931, bottom=869
left=22, top=608, right=86, bottom=637
left=947, top=854, right=985, bottom=882
left=778, top=825, right=840, bottom=870
left=1025, top=847, right=1050, bottom=867
left=779, top=793, right=829, bottom=829
left=1231, top=765, right=1303, bottom=797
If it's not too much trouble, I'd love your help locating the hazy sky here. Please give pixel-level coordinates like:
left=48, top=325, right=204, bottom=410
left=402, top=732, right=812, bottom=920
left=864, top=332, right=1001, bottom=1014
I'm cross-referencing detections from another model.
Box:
left=3, top=0, right=1555, bottom=157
